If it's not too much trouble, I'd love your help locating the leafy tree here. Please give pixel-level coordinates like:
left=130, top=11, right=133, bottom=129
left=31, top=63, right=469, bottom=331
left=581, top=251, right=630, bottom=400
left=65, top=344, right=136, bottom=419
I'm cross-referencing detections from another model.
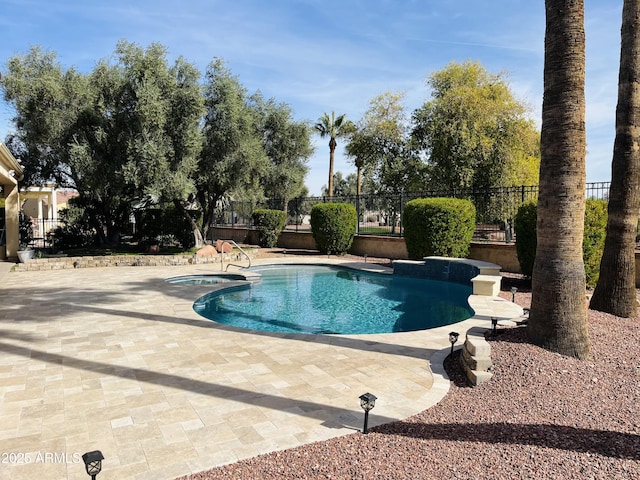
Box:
left=314, top=111, right=355, bottom=197
left=199, top=59, right=270, bottom=241
left=2, top=41, right=204, bottom=246
left=411, top=60, right=540, bottom=191
left=347, top=92, right=427, bottom=196
left=251, top=93, right=314, bottom=212
left=529, top=0, right=590, bottom=360
left=1, top=46, right=88, bottom=187
left=321, top=171, right=357, bottom=197
left=590, top=0, right=640, bottom=318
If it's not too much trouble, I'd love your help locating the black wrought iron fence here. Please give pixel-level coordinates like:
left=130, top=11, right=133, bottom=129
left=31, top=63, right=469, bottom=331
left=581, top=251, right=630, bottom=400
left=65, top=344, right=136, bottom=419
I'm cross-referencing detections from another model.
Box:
left=26, top=218, right=63, bottom=250
left=211, top=181, right=611, bottom=243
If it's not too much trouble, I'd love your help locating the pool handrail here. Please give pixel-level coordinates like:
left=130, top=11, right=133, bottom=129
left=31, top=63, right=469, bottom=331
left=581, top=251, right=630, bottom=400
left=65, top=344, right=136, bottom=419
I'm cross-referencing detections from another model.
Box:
left=220, top=239, right=252, bottom=271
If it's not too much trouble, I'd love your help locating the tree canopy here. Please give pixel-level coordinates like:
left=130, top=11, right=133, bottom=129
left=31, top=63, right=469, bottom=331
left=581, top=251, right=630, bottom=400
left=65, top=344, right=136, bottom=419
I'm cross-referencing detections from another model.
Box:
left=348, top=91, right=428, bottom=196
left=1, top=43, right=313, bottom=247
left=411, top=60, right=540, bottom=191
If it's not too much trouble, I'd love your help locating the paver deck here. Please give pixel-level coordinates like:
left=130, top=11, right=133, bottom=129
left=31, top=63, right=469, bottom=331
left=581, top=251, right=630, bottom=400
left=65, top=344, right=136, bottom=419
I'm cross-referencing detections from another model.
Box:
left=0, top=257, right=522, bottom=479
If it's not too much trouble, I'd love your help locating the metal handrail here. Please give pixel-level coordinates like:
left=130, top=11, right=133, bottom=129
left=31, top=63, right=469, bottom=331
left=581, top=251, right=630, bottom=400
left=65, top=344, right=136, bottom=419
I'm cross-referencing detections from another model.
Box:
left=219, top=239, right=252, bottom=271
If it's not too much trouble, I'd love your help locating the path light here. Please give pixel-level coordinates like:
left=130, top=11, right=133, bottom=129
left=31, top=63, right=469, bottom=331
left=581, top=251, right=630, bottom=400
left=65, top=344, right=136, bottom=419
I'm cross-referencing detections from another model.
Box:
left=82, top=450, right=104, bottom=480
left=359, top=392, right=377, bottom=434
left=511, top=286, right=518, bottom=302
left=491, top=317, right=498, bottom=336
left=449, top=331, right=459, bottom=356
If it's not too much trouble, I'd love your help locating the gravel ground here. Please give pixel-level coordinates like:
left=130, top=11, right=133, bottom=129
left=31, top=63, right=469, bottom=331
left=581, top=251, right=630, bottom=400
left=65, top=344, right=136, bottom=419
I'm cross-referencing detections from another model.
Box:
left=178, top=272, right=640, bottom=480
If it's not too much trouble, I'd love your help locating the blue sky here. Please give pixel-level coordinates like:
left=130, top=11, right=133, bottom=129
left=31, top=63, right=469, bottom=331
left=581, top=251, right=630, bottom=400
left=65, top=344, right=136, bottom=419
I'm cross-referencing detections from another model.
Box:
left=0, top=0, right=621, bottom=195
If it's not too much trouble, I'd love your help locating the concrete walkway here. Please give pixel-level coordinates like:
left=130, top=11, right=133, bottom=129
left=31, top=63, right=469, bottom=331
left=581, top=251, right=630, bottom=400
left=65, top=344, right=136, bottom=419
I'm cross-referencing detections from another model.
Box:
left=0, top=258, right=521, bottom=480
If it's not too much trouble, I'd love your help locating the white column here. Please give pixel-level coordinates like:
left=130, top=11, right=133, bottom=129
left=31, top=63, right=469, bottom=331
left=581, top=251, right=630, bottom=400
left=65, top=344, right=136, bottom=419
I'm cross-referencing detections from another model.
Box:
left=50, top=188, right=58, bottom=220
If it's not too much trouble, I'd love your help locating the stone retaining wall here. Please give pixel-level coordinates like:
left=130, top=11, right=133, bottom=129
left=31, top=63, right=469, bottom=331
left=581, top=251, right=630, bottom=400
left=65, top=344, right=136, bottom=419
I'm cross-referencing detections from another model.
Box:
left=12, top=254, right=228, bottom=271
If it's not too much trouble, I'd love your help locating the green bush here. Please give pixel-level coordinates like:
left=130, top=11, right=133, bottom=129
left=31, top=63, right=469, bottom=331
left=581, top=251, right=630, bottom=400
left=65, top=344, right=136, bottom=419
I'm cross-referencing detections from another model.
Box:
left=583, top=199, right=607, bottom=286
left=514, top=199, right=607, bottom=286
left=54, top=206, right=96, bottom=250
left=135, top=207, right=201, bottom=249
left=514, top=200, right=538, bottom=277
left=252, top=209, right=287, bottom=247
left=310, top=203, right=357, bottom=254
left=402, top=198, right=476, bottom=259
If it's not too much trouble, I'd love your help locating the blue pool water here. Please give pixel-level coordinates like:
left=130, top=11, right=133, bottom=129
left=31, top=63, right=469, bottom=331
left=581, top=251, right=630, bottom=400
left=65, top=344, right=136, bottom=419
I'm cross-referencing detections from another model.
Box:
left=190, top=265, right=474, bottom=335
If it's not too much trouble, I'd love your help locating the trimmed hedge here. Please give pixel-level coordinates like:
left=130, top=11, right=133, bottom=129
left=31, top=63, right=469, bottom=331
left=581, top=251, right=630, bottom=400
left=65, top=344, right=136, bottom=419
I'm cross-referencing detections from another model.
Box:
left=310, top=203, right=357, bottom=254
left=252, top=209, right=287, bottom=247
left=514, top=198, right=608, bottom=286
left=402, top=198, right=476, bottom=259
left=514, top=200, right=537, bottom=277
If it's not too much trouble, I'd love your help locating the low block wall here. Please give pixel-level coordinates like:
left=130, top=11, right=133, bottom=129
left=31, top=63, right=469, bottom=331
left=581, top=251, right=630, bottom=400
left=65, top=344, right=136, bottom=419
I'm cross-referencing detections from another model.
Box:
left=469, top=243, right=520, bottom=273
left=12, top=254, right=225, bottom=271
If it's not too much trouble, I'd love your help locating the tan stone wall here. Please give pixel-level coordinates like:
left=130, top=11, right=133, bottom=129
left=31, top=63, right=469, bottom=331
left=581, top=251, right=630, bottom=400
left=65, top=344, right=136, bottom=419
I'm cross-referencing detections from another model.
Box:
left=13, top=254, right=230, bottom=271
left=469, top=243, right=520, bottom=273
left=350, top=235, right=409, bottom=259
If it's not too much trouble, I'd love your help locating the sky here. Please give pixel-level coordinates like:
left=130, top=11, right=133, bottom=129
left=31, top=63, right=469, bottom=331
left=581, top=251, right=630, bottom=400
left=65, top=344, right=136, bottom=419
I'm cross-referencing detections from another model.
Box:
left=0, top=0, right=622, bottom=195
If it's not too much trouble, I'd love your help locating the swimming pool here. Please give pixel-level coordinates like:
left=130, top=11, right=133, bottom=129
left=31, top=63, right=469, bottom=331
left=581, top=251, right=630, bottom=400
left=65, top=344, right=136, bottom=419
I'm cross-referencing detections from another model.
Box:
left=188, top=264, right=474, bottom=335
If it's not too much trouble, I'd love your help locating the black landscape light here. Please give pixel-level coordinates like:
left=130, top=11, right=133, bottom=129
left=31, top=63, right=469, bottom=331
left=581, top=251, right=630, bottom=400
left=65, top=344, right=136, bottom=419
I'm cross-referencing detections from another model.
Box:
left=511, top=286, right=517, bottom=302
left=491, top=317, right=498, bottom=335
left=449, top=331, right=459, bottom=356
left=359, top=392, right=377, bottom=434
left=82, top=450, right=104, bottom=479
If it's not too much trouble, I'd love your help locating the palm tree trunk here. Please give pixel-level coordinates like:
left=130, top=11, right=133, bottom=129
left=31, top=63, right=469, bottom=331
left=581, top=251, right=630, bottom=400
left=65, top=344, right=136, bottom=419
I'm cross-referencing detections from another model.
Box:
left=589, top=0, right=640, bottom=318
left=356, top=166, right=362, bottom=196
left=328, top=137, right=337, bottom=197
left=528, top=0, right=590, bottom=359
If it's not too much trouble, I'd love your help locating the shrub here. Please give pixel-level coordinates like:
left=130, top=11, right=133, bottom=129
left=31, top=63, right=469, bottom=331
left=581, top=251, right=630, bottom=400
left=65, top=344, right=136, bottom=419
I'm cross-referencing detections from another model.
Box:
left=514, top=200, right=538, bottom=277
left=514, top=199, right=607, bottom=286
left=583, top=199, right=607, bottom=286
left=252, top=209, right=287, bottom=247
left=135, top=207, right=200, bottom=249
left=53, top=206, right=96, bottom=250
left=310, top=203, right=357, bottom=254
left=402, top=198, right=476, bottom=259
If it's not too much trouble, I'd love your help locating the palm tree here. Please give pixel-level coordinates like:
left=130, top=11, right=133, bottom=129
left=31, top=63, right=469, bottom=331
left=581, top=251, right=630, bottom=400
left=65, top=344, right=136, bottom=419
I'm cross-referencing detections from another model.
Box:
left=528, top=0, right=590, bottom=359
left=589, top=0, right=640, bottom=318
left=315, top=111, right=354, bottom=197
left=345, top=129, right=372, bottom=196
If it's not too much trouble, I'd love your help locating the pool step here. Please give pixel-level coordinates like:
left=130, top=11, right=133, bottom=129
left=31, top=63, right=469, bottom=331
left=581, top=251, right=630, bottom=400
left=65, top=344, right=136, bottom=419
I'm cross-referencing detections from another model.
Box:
left=470, top=274, right=501, bottom=296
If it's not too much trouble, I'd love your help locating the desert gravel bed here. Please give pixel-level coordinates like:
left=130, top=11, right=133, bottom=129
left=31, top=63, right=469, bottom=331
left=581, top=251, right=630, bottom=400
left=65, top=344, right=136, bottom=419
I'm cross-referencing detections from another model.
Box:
left=178, top=281, right=640, bottom=480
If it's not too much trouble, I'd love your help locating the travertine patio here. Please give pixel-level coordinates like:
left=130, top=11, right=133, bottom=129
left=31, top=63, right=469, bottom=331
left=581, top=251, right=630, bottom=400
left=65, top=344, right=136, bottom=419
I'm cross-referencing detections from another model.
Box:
left=0, top=257, right=521, bottom=480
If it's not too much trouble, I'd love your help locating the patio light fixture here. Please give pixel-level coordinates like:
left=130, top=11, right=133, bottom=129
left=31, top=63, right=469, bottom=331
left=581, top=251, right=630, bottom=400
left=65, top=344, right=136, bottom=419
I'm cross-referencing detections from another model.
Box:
left=449, top=331, right=459, bottom=356
left=82, top=450, right=104, bottom=479
left=359, top=392, right=377, bottom=434
left=491, top=317, right=498, bottom=336
left=511, top=286, right=517, bottom=302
